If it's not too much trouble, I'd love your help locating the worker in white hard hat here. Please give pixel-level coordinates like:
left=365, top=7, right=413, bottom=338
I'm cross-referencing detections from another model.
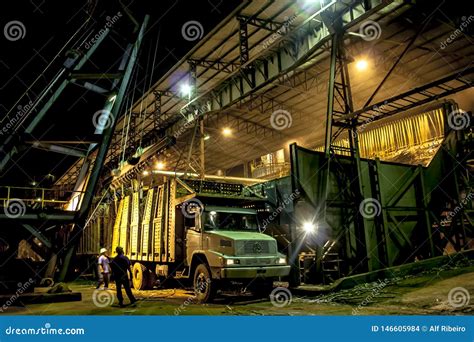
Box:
left=96, top=247, right=111, bottom=290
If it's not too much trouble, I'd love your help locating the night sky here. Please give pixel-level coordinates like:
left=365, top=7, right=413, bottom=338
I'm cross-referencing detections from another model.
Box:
left=0, top=0, right=241, bottom=186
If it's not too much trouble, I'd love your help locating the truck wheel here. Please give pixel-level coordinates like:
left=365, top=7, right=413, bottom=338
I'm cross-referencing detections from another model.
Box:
left=132, top=263, right=149, bottom=290
left=193, top=264, right=216, bottom=303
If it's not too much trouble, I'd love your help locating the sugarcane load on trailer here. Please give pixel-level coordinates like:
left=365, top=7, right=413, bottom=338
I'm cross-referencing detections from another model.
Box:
left=89, top=173, right=290, bottom=303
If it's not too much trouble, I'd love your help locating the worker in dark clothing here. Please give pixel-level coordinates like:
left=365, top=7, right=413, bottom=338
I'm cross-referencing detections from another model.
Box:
left=110, top=246, right=137, bottom=307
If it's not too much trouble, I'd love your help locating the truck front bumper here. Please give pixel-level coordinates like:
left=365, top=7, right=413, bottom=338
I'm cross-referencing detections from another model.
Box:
left=219, top=265, right=291, bottom=279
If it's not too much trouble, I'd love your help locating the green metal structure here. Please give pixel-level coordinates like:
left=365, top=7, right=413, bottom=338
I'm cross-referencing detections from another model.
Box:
left=286, top=102, right=472, bottom=284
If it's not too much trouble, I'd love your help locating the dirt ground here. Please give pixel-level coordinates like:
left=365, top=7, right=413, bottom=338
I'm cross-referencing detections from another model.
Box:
left=2, top=265, right=474, bottom=316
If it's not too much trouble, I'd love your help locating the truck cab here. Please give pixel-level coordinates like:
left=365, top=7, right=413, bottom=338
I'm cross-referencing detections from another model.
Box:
left=184, top=204, right=290, bottom=302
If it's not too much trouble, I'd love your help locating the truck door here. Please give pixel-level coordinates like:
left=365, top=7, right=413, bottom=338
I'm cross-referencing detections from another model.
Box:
left=185, top=213, right=202, bottom=266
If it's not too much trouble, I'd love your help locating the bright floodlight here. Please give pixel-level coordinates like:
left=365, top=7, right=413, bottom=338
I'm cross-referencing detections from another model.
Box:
left=222, top=127, right=232, bottom=137
left=155, top=161, right=165, bottom=170
left=203, top=134, right=211, bottom=141
left=355, top=59, right=368, bottom=71
left=303, top=222, right=316, bottom=234
left=180, top=83, right=192, bottom=97
left=142, top=170, right=150, bottom=176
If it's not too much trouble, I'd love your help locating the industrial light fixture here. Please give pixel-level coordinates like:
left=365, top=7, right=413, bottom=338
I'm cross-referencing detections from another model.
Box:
left=355, top=59, right=369, bottom=71
left=222, top=127, right=232, bottom=137
left=142, top=170, right=150, bottom=176
left=302, top=221, right=317, bottom=234
left=155, top=161, right=165, bottom=170
left=203, top=134, right=211, bottom=141
left=180, top=83, right=192, bottom=98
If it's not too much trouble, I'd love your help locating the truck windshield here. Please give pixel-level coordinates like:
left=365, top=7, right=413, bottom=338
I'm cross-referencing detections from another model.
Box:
left=203, top=211, right=259, bottom=231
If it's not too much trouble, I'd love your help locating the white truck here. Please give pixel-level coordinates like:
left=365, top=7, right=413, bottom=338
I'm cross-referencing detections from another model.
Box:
left=109, top=177, right=290, bottom=302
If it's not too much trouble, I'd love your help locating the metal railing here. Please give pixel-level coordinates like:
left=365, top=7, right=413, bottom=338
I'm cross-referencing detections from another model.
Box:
left=0, top=186, right=83, bottom=210
left=251, top=162, right=291, bottom=180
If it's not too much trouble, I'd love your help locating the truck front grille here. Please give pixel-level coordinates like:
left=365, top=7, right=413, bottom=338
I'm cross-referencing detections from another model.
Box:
left=240, top=258, right=274, bottom=266
left=235, top=240, right=276, bottom=255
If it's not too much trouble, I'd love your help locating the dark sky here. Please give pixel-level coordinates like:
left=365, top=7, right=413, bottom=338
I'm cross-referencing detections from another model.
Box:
left=0, top=0, right=241, bottom=186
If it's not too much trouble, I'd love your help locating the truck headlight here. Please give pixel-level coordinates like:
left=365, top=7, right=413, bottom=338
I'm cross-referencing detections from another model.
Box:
left=226, top=259, right=240, bottom=265
left=277, top=257, right=287, bottom=265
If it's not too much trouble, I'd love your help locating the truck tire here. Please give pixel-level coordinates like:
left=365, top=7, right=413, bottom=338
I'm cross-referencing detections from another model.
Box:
left=193, top=264, right=216, bottom=303
left=132, top=263, right=149, bottom=290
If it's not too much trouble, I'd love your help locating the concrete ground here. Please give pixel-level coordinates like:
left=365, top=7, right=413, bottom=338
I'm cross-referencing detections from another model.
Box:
left=2, top=265, right=473, bottom=316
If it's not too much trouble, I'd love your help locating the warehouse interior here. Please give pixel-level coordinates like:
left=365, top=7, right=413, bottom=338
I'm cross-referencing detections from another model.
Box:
left=0, top=0, right=473, bottom=314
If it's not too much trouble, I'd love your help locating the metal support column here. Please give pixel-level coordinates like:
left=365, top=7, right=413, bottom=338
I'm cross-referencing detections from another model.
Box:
left=322, top=17, right=368, bottom=272
left=59, top=15, right=150, bottom=281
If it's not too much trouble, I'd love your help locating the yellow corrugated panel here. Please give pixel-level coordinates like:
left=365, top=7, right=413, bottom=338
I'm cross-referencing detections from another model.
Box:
left=141, top=188, right=154, bottom=260
left=153, top=186, right=164, bottom=262
left=111, top=199, right=124, bottom=255
left=130, top=192, right=140, bottom=256
left=119, top=196, right=130, bottom=252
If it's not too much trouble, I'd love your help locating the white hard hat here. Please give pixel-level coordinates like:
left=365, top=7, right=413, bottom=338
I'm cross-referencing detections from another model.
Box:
left=99, top=248, right=107, bottom=254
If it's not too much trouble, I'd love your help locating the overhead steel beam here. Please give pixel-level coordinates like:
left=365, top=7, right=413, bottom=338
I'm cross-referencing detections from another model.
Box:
left=335, top=67, right=474, bottom=126
left=188, top=58, right=240, bottom=73
left=29, top=142, right=87, bottom=158
left=238, top=17, right=250, bottom=65
left=237, top=15, right=293, bottom=33
left=55, top=0, right=399, bottom=189
left=68, top=72, right=123, bottom=80
left=168, top=0, right=396, bottom=138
